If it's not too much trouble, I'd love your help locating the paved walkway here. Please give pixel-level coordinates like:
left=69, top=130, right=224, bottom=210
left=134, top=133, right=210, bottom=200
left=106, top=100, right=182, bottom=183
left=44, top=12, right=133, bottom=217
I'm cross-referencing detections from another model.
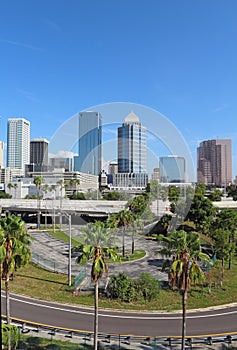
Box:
left=30, top=227, right=168, bottom=286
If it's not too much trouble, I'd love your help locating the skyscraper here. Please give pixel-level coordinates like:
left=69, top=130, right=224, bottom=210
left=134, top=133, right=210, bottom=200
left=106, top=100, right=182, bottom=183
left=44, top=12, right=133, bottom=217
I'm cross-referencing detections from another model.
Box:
left=116, top=112, right=148, bottom=188
left=197, top=139, right=232, bottom=187
left=74, top=111, right=102, bottom=175
left=118, top=112, right=147, bottom=173
left=159, top=156, right=186, bottom=183
left=30, top=138, right=49, bottom=171
left=0, top=141, right=4, bottom=167
left=7, top=118, right=30, bottom=174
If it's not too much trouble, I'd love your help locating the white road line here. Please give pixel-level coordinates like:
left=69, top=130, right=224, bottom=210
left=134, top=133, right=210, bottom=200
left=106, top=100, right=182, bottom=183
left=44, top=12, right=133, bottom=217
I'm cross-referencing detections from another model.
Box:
left=4, top=295, right=237, bottom=320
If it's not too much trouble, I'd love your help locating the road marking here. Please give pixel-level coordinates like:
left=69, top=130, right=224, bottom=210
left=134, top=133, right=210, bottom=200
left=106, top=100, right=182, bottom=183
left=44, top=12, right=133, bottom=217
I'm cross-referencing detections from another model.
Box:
left=4, top=294, right=237, bottom=321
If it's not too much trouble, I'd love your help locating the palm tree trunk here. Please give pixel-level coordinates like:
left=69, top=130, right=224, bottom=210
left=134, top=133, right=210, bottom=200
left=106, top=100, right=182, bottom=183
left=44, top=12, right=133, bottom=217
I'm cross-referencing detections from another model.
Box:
left=122, top=227, right=125, bottom=257
left=221, top=257, right=224, bottom=287
left=131, top=228, right=135, bottom=255
left=5, top=274, right=11, bottom=324
left=181, top=289, right=187, bottom=350
left=94, top=281, right=98, bottom=350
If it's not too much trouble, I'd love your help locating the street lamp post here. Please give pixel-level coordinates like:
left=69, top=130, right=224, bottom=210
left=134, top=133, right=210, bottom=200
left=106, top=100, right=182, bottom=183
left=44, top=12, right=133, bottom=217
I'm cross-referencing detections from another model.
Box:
left=68, top=214, right=72, bottom=287
left=60, top=210, right=72, bottom=287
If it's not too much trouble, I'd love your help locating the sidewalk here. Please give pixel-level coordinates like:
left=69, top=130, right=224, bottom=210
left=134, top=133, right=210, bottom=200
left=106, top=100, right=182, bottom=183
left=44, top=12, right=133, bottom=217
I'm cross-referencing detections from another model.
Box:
left=30, top=229, right=168, bottom=283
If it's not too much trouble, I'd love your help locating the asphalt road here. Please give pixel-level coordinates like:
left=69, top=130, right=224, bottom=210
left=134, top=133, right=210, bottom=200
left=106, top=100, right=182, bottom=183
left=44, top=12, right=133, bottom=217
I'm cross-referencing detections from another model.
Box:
left=2, top=293, right=237, bottom=338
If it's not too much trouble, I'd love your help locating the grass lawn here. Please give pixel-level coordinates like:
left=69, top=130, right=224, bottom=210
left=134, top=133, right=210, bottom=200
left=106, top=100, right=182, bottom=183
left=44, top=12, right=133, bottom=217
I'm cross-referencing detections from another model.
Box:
left=5, top=259, right=237, bottom=311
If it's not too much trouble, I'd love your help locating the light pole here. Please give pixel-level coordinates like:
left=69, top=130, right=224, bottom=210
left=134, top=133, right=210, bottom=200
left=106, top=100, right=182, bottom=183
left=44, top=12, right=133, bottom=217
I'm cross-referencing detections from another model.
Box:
left=68, top=214, right=72, bottom=287
left=60, top=210, right=72, bottom=286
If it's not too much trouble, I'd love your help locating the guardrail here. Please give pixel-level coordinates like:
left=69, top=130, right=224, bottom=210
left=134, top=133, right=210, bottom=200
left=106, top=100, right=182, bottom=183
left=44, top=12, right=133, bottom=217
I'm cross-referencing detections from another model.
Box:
left=4, top=316, right=237, bottom=349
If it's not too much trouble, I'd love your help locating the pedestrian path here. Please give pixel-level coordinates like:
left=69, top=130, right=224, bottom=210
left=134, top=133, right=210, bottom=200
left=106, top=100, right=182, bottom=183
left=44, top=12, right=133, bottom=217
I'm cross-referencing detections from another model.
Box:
left=30, top=229, right=168, bottom=283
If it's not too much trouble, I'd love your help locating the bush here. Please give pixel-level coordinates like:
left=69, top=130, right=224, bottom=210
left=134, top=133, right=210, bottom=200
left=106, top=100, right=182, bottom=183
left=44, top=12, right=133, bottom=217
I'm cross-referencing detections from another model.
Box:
left=103, top=191, right=121, bottom=200
left=135, top=272, right=160, bottom=301
left=0, top=191, right=12, bottom=198
left=68, top=192, right=86, bottom=200
left=108, top=272, right=160, bottom=302
left=2, top=323, right=19, bottom=348
left=108, top=272, right=136, bottom=302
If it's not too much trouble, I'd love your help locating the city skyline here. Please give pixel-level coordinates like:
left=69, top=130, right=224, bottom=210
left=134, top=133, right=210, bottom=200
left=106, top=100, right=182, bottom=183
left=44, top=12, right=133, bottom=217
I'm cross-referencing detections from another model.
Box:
left=0, top=112, right=235, bottom=184
left=0, top=1, right=237, bottom=178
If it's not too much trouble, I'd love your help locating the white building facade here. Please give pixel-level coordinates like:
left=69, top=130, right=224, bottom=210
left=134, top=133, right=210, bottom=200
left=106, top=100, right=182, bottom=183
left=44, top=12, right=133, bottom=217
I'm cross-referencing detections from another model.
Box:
left=7, top=118, right=30, bottom=175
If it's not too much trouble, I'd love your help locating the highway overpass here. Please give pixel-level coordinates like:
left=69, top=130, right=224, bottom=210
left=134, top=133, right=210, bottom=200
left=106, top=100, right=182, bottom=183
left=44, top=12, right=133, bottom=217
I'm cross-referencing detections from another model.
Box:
left=0, top=198, right=127, bottom=224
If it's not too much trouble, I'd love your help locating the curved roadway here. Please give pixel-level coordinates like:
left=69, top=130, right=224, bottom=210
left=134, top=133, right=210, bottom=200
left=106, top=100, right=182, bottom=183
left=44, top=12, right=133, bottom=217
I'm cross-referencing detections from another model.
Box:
left=2, top=293, right=237, bottom=338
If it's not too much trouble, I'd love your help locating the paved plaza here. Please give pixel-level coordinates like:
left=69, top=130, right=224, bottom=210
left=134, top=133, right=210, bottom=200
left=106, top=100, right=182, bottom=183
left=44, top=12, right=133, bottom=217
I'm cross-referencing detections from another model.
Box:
left=30, top=227, right=168, bottom=287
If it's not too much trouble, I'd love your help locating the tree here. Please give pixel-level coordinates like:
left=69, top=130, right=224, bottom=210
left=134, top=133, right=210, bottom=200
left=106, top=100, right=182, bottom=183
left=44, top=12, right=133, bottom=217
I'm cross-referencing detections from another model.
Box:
left=211, top=208, right=237, bottom=270
left=13, top=183, right=18, bottom=199
left=186, top=193, right=217, bottom=235
left=116, top=210, right=135, bottom=257
left=168, top=185, right=180, bottom=203
left=157, top=230, right=211, bottom=350
left=0, top=215, right=32, bottom=326
left=207, top=189, right=222, bottom=201
left=69, top=178, right=80, bottom=195
left=129, top=195, right=148, bottom=216
left=73, top=221, right=119, bottom=350
left=103, top=191, right=121, bottom=200
left=148, top=214, right=172, bottom=236
left=7, top=183, right=13, bottom=198
left=33, top=176, right=44, bottom=228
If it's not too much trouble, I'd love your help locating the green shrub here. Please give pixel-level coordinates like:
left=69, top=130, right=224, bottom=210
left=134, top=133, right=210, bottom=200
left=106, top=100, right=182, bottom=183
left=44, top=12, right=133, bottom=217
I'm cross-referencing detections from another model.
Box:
left=2, top=323, right=19, bottom=348
left=135, top=272, right=160, bottom=301
left=108, top=272, right=160, bottom=303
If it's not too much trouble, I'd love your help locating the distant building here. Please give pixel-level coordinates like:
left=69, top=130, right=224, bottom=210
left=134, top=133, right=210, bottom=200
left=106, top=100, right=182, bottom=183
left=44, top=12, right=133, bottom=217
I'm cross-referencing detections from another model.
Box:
left=118, top=112, right=147, bottom=173
left=7, top=118, right=30, bottom=175
left=112, top=172, right=148, bottom=189
left=159, top=156, right=186, bottom=183
left=74, top=111, right=102, bottom=175
left=0, top=167, right=22, bottom=185
left=108, top=162, right=118, bottom=175
left=151, top=168, right=160, bottom=181
left=49, top=157, right=73, bottom=172
left=116, top=112, right=148, bottom=188
left=30, top=138, right=49, bottom=171
left=0, top=141, right=4, bottom=167
left=197, top=139, right=232, bottom=187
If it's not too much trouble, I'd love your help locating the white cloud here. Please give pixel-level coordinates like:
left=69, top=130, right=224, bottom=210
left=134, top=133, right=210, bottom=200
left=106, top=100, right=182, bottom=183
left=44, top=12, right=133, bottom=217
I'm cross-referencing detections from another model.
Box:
left=1, top=39, right=42, bottom=51
left=49, top=150, right=77, bottom=158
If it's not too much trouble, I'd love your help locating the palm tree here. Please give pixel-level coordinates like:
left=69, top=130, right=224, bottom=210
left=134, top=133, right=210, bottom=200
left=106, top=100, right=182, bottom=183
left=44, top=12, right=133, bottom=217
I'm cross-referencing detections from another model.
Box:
left=33, top=176, right=44, bottom=228
left=0, top=215, right=32, bottom=325
left=13, top=183, right=18, bottom=199
left=116, top=210, right=135, bottom=257
left=158, top=230, right=211, bottom=350
left=73, top=221, right=119, bottom=350
left=7, top=183, right=13, bottom=198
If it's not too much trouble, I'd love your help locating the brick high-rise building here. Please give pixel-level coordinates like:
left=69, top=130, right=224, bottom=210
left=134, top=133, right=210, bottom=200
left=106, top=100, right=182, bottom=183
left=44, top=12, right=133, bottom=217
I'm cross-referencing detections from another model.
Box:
left=197, top=139, right=232, bottom=187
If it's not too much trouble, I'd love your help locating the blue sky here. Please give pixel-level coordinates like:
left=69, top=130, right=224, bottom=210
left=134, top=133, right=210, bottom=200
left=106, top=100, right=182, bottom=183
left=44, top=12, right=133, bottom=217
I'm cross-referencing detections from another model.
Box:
left=1, top=1, right=237, bottom=180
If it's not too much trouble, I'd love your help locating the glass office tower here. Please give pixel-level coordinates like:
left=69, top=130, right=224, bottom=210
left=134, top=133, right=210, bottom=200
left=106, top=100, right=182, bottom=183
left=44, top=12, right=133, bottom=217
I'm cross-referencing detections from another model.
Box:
left=159, top=156, right=186, bottom=183
left=74, top=111, right=102, bottom=175
left=118, top=112, right=147, bottom=173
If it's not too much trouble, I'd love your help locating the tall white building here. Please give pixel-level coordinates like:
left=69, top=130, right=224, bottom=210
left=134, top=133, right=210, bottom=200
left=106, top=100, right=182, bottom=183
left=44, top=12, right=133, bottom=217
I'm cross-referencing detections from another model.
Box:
left=7, top=118, right=30, bottom=175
